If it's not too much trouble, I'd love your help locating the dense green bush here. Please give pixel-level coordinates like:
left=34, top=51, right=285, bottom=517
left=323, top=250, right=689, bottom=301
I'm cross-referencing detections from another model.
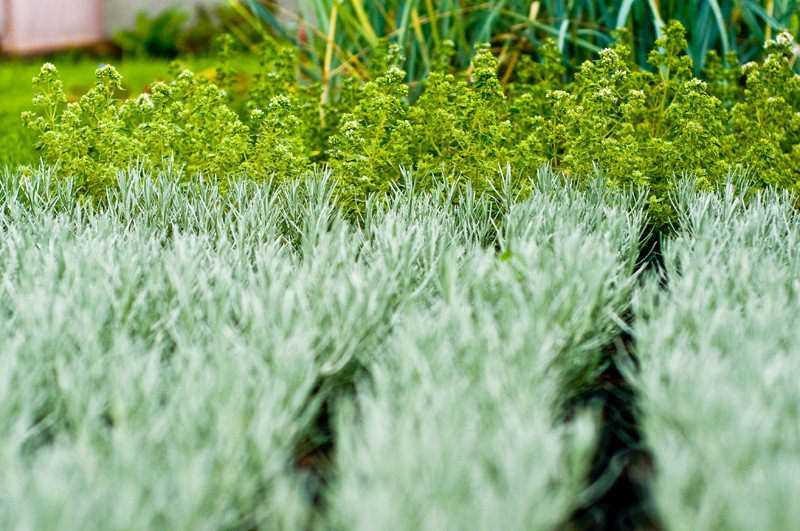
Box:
left=22, top=22, right=800, bottom=224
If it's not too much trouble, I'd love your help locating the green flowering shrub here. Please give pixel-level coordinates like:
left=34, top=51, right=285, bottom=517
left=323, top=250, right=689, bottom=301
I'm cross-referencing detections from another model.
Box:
left=22, top=62, right=255, bottom=196
left=327, top=40, right=517, bottom=206
left=22, top=64, right=137, bottom=198
left=328, top=43, right=411, bottom=201
left=22, top=23, right=800, bottom=224
left=22, top=36, right=318, bottom=197
left=730, top=34, right=800, bottom=190
left=530, top=22, right=742, bottom=221
left=509, top=22, right=799, bottom=224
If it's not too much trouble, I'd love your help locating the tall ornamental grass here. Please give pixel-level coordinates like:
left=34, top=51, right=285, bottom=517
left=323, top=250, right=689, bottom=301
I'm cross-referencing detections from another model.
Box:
left=234, top=0, right=800, bottom=85
left=633, top=180, right=800, bottom=529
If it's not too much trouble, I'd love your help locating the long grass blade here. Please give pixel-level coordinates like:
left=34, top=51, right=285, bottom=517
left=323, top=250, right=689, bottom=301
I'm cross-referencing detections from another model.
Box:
left=411, top=7, right=431, bottom=71
left=322, top=5, right=338, bottom=106
left=504, top=11, right=602, bottom=52
left=615, top=0, right=636, bottom=29
left=395, top=0, right=417, bottom=57
left=235, top=0, right=294, bottom=43
left=557, top=19, right=569, bottom=53
left=349, top=0, right=378, bottom=47
left=647, top=0, right=665, bottom=40
left=706, top=0, right=731, bottom=56
left=424, top=0, right=441, bottom=49
left=765, top=0, right=775, bottom=41
left=477, top=0, right=508, bottom=44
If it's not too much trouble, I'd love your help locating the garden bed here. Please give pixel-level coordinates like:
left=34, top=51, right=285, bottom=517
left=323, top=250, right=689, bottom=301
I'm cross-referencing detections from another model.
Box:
left=2, top=4, right=800, bottom=527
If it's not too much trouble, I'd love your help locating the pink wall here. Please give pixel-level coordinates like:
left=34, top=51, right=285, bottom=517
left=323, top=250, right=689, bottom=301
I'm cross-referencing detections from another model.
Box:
left=1, top=0, right=103, bottom=54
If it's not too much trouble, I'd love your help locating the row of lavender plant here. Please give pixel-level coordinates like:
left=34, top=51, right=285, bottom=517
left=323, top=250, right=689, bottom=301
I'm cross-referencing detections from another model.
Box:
left=0, top=164, right=641, bottom=529
left=634, top=179, right=800, bottom=529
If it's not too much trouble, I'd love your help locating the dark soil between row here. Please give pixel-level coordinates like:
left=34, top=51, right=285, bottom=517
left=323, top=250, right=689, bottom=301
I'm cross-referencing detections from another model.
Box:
left=562, top=229, right=666, bottom=530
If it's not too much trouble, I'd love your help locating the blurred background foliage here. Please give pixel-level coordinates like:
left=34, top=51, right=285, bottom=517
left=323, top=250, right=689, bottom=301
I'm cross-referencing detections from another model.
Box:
left=114, top=9, right=190, bottom=58
left=113, top=3, right=268, bottom=57
left=233, top=0, right=800, bottom=89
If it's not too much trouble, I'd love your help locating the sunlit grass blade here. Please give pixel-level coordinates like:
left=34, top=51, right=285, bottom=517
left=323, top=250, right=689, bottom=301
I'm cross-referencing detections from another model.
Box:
left=616, top=0, right=637, bottom=29
left=348, top=0, right=378, bottom=47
